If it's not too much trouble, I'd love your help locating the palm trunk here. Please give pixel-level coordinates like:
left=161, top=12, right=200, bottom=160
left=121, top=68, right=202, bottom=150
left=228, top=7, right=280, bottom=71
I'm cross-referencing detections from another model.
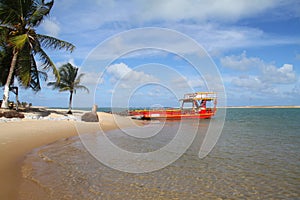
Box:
left=15, top=87, right=19, bottom=111
left=1, top=50, right=18, bottom=109
left=67, top=91, right=73, bottom=114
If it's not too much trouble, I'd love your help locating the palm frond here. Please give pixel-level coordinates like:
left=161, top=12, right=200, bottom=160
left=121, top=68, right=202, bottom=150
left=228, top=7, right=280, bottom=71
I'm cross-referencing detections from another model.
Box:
left=27, top=54, right=48, bottom=91
left=0, top=0, right=20, bottom=25
left=34, top=45, right=60, bottom=81
left=29, top=0, right=54, bottom=26
left=47, top=81, right=58, bottom=88
left=27, top=55, right=42, bottom=91
left=38, top=70, right=48, bottom=82
left=0, top=25, right=14, bottom=37
left=75, top=73, right=85, bottom=83
left=9, top=34, right=28, bottom=50
left=0, top=46, right=13, bottom=86
left=75, top=85, right=89, bottom=93
left=47, top=62, right=89, bottom=94
left=37, top=34, right=75, bottom=52
left=15, top=43, right=32, bottom=87
left=59, top=86, right=71, bottom=92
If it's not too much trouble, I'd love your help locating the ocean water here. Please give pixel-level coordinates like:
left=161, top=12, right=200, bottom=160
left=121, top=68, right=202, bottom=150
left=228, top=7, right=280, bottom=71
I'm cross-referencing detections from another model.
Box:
left=19, top=109, right=300, bottom=199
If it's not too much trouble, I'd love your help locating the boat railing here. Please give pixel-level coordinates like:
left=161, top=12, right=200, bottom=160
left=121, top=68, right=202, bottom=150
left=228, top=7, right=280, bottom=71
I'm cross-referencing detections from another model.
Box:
left=181, top=92, right=217, bottom=101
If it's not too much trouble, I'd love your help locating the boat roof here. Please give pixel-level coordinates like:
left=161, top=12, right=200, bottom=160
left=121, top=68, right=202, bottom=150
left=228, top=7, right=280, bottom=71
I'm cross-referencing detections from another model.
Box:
left=180, top=92, right=217, bottom=101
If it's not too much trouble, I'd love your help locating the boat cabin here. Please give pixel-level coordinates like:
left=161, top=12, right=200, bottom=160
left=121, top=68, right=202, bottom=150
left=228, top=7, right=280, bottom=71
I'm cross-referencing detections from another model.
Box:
left=180, top=92, right=217, bottom=113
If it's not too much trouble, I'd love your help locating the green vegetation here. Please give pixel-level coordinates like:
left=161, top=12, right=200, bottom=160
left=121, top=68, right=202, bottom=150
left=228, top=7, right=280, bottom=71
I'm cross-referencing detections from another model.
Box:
left=48, top=63, right=89, bottom=114
left=0, top=0, right=75, bottom=108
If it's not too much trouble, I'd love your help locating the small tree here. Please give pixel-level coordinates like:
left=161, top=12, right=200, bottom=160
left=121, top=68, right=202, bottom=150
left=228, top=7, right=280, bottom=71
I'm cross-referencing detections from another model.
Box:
left=48, top=63, right=89, bottom=114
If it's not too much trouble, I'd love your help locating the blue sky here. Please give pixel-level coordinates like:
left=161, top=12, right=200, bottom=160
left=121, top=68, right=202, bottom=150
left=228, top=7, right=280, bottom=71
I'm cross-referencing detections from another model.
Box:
left=13, top=0, right=300, bottom=107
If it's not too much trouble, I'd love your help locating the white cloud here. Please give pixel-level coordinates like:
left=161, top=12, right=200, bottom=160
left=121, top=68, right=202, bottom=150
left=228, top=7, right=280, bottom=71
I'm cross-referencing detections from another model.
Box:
left=232, top=75, right=265, bottom=90
left=54, top=0, right=299, bottom=27
left=41, top=0, right=300, bottom=63
left=24, top=0, right=300, bottom=107
left=81, top=72, right=103, bottom=85
left=261, top=64, right=297, bottom=84
left=171, top=76, right=205, bottom=89
left=174, top=23, right=264, bottom=53
left=62, top=20, right=299, bottom=63
left=106, top=62, right=158, bottom=88
left=41, top=18, right=60, bottom=37
left=221, top=51, right=264, bottom=70
left=136, top=0, right=277, bottom=22
left=222, top=52, right=298, bottom=85
left=84, top=28, right=211, bottom=62
left=107, top=63, right=131, bottom=80
left=223, top=52, right=299, bottom=105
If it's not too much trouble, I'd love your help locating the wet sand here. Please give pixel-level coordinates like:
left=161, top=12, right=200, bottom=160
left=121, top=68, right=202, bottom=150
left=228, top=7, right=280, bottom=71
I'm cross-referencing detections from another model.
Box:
left=0, top=112, right=140, bottom=199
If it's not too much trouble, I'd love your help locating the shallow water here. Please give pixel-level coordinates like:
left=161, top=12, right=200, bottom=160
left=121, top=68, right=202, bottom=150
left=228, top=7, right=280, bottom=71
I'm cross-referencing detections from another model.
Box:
left=19, top=109, right=300, bottom=199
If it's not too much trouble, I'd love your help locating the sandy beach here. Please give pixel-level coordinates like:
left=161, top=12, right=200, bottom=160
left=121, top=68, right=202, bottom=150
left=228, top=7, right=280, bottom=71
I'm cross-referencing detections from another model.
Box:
left=1, top=107, right=299, bottom=199
left=0, top=110, right=141, bottom=199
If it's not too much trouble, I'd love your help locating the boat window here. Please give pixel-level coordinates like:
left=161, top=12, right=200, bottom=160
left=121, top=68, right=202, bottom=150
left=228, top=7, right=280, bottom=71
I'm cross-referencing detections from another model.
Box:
left=205, top=100, right=214, bottom=108
left=182, top=102, right=192, bottom=109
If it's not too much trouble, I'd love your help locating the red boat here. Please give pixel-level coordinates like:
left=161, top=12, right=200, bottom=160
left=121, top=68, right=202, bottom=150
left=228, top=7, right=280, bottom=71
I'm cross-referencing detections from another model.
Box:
left=129, top=92, right=217, bottom=120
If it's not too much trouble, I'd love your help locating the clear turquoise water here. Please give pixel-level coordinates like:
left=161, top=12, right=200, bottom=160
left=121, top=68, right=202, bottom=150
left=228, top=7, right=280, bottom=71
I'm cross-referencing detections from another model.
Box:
left=20, top=108, right=300, bottom=199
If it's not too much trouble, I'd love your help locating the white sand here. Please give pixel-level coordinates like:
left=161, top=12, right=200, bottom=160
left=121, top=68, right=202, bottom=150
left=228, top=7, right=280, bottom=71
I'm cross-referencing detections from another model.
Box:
left=0, top=111, right=142, bottom=199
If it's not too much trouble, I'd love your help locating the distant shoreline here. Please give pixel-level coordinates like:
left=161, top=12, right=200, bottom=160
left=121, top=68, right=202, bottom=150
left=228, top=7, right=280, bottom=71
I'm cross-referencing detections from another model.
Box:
left=223, top=105, right=300, bottom=109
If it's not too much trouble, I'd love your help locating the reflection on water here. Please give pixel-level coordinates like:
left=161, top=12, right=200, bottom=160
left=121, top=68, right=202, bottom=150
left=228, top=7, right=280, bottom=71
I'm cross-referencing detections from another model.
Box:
left=19, top=109, right=300, bottom=199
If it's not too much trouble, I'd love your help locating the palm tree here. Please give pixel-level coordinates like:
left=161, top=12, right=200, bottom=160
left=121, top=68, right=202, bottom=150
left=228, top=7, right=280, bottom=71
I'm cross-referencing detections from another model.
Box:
left=48, top=63, right=89, bottom=114
left=0, top=0, right=75, bottom=108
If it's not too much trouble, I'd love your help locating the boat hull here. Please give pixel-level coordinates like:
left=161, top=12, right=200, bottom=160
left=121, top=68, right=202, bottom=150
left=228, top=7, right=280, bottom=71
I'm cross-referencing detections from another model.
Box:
left=129, top=109, right=215, bottom=120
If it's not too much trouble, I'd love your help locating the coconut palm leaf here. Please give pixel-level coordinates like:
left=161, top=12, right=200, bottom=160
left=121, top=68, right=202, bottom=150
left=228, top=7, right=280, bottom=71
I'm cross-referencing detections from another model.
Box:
left=0, top=0, right=20, bottom=25
left=9, top=34, right=29, bottom=50
left=15, top=44, right=31, bottom=87
left=33, top=43, right=59, bottom=80
left=37, top=34, right=75, bottom=52
left=29, top=0, right=54, bottom=26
